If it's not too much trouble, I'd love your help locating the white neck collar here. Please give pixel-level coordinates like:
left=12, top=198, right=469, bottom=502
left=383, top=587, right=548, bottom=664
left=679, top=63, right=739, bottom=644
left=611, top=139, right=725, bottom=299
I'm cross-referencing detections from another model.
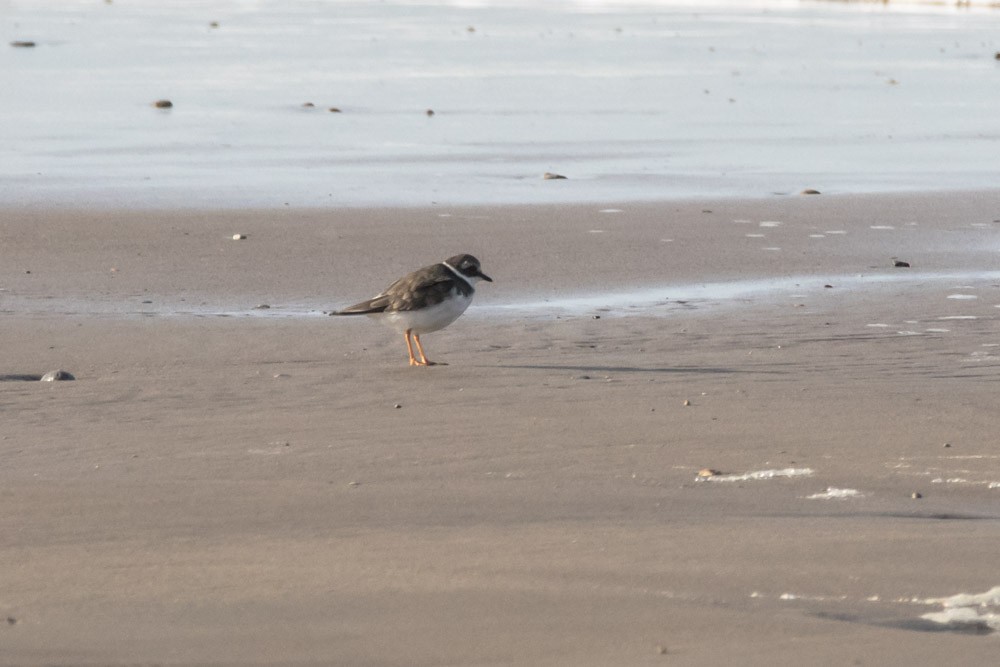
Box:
left=442, top=261, right=474, bottom=288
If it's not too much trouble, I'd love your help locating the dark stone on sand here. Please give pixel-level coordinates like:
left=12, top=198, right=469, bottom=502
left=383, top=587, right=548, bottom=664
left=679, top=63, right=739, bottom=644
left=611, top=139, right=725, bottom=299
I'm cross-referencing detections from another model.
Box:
left=153, top=99, right=173, bottom=108
left=824, top=284, right=833, bottom=288
left=254, top=304, right=271, bottom=309
left=301, top=102, right=315, bottom=108
left=328, top=107, right=342, bottom=113
left=995, top=52, right=1000, bottom=60
left=893, top=259, right=910, bottom=268
left=40, top=370, right=75, bottom=382
left=209, top=21, right=220, bottom=28
left=542, top=172, right=567, bottom=180
left=426, top=108, right=435, bottom=116
left=800, top=188, right=821, bottom=195
left=11, top=40, right=36, bottom=48
left=6, top=617, right=16, bottom=625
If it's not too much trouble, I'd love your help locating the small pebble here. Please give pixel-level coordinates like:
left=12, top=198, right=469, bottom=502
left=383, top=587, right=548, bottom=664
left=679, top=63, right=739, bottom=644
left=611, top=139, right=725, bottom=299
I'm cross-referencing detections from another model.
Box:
left=394, top=403, right=402, bottom=409
left=254, top=304, right=271, bottom=309
left=656, top=645, right=668, bottom=655
left=328, top=107, right=342, bottom=113
left=943, top=442, right=951, bottom=448
left=232, top=234, right=246, bottom=240
left=153, top=99, right=173, bottom=108
left=10, top=40, right=36, bottom=48
left=697, top=468, right=721, bottom=478
left=40, top=370, right=74, bottom=382
left=911, top=492, right=922, bottom=499
left=800, top=188, right=821, bottom=195
left=542, top=172, right=567, bottom=180
left=893, top=259, right=910, bottom=268
left=301, top=102, right=315, bottom=108
left=425, top=108, right=435, bottom=116
left=5, top=617, right=16, bottom=625
left=348, top=481, right=360, bottom=487
left=683, top=399, right=691, bottom=406
left=592, top=315, right=601, bottom=320
left=824, top=284, right=833, bottom=289
left=209, top=21, right=220, bottom=28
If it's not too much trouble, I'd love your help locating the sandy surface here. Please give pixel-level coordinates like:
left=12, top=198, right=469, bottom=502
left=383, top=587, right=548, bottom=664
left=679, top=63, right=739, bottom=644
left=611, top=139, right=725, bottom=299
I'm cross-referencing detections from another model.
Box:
left=3, top=192, right=1000, bottom=665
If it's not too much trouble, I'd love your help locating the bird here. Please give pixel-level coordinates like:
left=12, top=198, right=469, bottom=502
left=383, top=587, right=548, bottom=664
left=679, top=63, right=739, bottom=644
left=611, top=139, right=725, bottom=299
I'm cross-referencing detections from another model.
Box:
left=331, top=254, right=492, bottom=366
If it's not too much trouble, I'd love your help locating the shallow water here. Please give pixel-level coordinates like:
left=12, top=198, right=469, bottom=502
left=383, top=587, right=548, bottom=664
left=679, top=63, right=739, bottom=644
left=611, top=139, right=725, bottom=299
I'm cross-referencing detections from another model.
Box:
left=5, top=268, right=1000, bottom=319
left=2, top=0, right=1000, bottom=208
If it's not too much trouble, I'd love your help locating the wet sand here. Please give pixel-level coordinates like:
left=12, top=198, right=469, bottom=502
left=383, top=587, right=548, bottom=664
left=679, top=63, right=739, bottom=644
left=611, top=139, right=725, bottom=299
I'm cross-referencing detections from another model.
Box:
left=3, top=191, right=1000, bottom=664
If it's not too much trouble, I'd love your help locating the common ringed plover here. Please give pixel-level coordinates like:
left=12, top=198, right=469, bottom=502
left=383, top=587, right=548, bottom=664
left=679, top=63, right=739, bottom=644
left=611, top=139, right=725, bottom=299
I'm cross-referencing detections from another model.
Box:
left=332, top=254, right=492, bottom=366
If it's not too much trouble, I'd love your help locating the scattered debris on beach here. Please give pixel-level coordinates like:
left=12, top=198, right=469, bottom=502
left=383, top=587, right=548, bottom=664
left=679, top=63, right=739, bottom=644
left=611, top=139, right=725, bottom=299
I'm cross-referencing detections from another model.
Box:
left=800, top=188, right=821, bottom=195
left=542, top=172, right=567, bottom=180
left=893, top=258, right=911, bottom=267
left=10, top=40, right=36, bottom=48
left=232, top=234, right=247, bottom=240
left=152, top=99, right=173, bottom=108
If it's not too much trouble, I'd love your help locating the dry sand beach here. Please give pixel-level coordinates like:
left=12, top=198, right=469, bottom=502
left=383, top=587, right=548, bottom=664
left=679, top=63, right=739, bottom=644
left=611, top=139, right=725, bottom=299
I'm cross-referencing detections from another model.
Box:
left=3, top=192, right=1000, bottom=664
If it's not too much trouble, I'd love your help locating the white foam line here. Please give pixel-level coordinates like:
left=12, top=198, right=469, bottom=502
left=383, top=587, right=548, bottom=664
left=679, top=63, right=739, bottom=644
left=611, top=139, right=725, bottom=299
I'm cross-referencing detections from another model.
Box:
left=926, top=586, right=1000, bottom=608
left=922, top=585, right=1000, bottom=632
left=806, top=487, right=864, bottom=500
left=702, top=467, right=814, bottom=483
left=483, top=270, right=1000, bottom=316
left=929, top=477, right=1000, bottom=488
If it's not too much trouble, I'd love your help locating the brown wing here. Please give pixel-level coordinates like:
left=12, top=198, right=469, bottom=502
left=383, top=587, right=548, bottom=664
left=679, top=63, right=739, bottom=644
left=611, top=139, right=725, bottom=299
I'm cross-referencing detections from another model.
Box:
left=334, top=263, right=471, bottom=315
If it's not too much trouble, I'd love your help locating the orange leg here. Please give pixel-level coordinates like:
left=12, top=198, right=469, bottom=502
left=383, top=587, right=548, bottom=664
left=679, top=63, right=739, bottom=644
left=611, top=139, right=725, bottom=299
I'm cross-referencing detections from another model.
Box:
left=412, top=333, right=434, bottom=366
left=404, top=330, right=421, bottom=366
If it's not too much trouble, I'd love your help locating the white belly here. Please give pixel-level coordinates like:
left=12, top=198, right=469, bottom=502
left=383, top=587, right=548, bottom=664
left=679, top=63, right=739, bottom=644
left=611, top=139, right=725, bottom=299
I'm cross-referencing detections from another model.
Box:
left=377, top=292, right=473, bottom=334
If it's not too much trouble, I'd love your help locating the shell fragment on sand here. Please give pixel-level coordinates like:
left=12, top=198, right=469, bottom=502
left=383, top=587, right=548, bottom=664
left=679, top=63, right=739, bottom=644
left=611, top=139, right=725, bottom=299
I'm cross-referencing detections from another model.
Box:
left=40, top=370, right=75, bottom=381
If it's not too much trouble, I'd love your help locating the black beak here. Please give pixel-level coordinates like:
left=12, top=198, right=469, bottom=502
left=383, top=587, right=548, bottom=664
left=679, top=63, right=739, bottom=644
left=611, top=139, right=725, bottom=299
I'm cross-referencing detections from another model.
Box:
left=479, top=271, right=493, bottom=282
